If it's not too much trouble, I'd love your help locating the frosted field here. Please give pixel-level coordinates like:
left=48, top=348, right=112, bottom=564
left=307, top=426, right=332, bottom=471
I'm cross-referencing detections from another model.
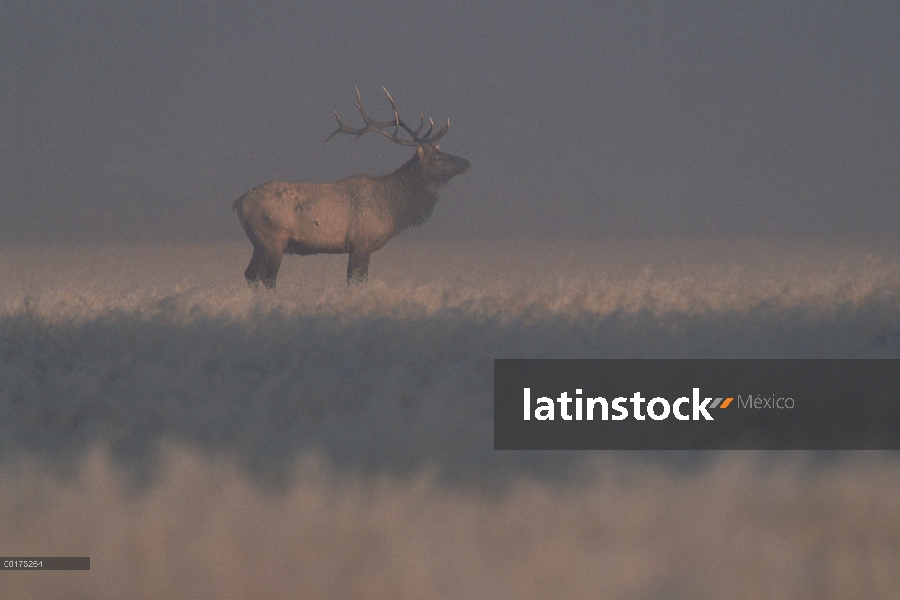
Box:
left=1, top=237, right=900, bottom=599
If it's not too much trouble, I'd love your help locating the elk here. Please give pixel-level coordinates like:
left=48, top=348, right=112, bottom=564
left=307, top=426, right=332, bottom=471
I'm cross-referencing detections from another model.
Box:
left=233, top=87, right=470, bottom=288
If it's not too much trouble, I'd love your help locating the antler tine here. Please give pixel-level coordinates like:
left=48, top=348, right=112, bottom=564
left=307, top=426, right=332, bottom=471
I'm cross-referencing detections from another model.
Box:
left=377, top=87, right=424, bottom=146
left=381, top=87, right=403, bottom=132
left=356, top=85, right=397, bottom=130
left=382, top=87, right=414, bottom=138
left=414, top=113, right=426, bottom=137
left=401, top=111, right=426, bottom=140
left=428, top=119, right=450, bottom=144
left=420, top=117, right=435, bottom=142
left=381, top=87, right=399, bottom=120
left=324, top=110, right=361, bottom=143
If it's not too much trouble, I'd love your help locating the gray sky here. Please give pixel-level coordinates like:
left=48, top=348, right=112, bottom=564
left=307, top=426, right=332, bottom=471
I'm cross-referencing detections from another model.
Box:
left=1, top=1, right=898, bottom=243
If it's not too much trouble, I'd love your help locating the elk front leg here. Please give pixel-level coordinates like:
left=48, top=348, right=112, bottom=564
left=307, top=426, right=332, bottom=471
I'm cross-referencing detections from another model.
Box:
left=261, top=249, right=283, bottom=289
left=347, top=249, right=371, bottom=284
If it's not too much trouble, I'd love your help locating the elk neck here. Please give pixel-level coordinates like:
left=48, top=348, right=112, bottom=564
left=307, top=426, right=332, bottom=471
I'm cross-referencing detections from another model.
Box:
left=375, top=151, right=441, bottom=231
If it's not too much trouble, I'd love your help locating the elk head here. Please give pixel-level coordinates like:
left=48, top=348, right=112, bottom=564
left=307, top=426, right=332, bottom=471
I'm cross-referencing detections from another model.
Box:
left=324, top=86, right=470, bottom=182
left=413, top=143, right=470, bottom=184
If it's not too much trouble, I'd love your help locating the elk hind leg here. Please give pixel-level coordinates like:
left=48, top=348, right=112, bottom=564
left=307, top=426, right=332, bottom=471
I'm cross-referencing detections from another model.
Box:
left=346, top=250, right=371, bottom=284
left=245, top=244, right=283, bottom=290
left=244, top=245, right=266, bottom=287
left=261, top=249, right=283, bottom=289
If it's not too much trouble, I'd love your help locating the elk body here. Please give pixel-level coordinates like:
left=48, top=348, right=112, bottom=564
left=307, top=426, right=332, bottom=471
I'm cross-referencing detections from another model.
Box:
left=234, top=87, right=470, bottom=288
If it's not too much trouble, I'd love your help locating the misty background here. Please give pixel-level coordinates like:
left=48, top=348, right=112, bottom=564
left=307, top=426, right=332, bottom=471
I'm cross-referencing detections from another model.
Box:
left=1, top=1, right=898, bottom=245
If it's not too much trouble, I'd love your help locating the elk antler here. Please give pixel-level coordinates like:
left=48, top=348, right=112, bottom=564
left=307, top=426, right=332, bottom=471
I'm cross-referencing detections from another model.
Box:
left=324, top=86, right=450, bottom=147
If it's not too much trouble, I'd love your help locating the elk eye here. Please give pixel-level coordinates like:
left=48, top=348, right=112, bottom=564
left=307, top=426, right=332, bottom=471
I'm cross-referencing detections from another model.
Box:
left=431, top=155, right=441, bottom=163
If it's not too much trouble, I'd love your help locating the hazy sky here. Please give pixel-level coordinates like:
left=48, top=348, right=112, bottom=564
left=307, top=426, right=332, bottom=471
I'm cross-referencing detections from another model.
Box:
left=1, top=1, right=898, bottom=243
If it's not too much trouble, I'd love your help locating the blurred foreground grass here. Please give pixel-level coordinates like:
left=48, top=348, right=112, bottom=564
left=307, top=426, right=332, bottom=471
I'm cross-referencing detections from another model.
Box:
left=2, top=447, right=898, bottom=600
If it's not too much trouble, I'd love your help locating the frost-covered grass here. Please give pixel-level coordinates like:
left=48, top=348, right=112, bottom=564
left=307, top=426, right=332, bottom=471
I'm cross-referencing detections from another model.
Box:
left=3, top=238, right=900, bottom=326
left=1, top=238, right=899, bottom=599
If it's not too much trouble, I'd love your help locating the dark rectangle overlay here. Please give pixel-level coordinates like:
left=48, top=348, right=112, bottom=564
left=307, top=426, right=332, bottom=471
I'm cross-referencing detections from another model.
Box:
left=495, top=359, right=900, bottom=450
left=1, top=557, right=90, bottom=570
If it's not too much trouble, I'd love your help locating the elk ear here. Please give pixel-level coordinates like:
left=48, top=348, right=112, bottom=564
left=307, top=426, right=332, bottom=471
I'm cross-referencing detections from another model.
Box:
left=434, top=144, right=440, bottom=150
left=417, top=146, right=425, bottom=160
